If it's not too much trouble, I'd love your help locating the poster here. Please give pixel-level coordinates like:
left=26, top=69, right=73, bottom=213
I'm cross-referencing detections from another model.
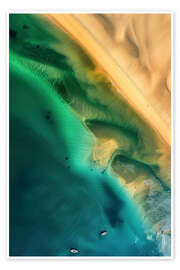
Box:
left=9, top=13, right=172, bottom=257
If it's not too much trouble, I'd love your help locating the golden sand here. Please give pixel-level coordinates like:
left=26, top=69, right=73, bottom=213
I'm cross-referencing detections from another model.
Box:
left=45, top=13, right=171, bottom=147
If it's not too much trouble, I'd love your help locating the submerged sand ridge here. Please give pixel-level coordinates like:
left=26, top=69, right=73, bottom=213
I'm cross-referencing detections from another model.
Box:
left=43, top=14, right=171, bottom=251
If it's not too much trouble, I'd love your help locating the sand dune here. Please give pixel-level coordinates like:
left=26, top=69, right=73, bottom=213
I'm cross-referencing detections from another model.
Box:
left=45, top=13, right=171, bottom=147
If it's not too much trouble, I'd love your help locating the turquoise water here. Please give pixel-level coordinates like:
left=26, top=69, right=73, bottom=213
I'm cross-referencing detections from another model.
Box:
left=9, top=58, right=160, bottom=256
